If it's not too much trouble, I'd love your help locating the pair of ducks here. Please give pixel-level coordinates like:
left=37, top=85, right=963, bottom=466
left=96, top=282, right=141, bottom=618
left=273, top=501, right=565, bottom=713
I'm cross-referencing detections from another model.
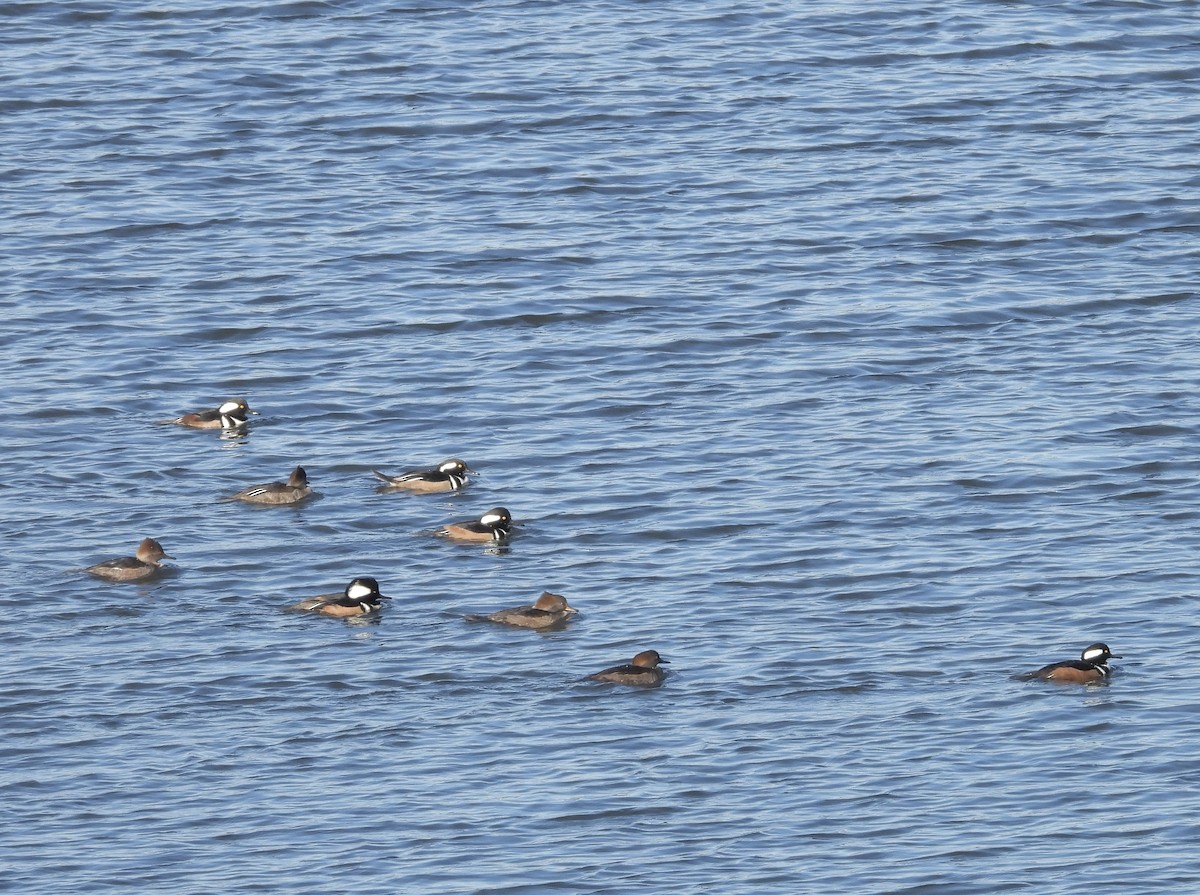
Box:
left=281, top=577, right=577, bottom=626
left=372, top=463, right=516, bottom=541
left=170, top=399, right=314, bottom=507
left=217, top=456, right=474, bottom=505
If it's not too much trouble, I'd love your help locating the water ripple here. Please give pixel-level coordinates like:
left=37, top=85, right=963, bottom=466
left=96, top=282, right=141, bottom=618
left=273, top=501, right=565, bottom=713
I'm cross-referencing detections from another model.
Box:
left=5, top=0, right=1200, bottom=893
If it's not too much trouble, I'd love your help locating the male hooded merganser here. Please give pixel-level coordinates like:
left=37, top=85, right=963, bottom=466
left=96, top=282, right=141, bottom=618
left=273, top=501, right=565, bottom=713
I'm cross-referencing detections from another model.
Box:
left=466, top=591, right=577, bottom=630
left=83, top=537, right=172, bottom=582
left=171, top=399, right=257, bottom=430
left=372, top=458, right=474, bottom=493
left=439, top=507, right=513, bottom=543
left=589, top=649, right=669, bottom=687
left=1014, top=643, right=1122, bottom=684
left=226, top=466, right=313, bottom=505
left=285, top=577, right=387, bottom=618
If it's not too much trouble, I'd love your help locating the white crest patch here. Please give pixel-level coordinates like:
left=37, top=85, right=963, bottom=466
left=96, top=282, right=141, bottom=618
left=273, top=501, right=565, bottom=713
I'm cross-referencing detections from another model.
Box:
left=1082, top=646, right=1107, bottom=662
left=218, top=401, right=241, bottom=414
left=347, top=582, right=374, bottom=601
left=481, top=512, right=505, bottom=526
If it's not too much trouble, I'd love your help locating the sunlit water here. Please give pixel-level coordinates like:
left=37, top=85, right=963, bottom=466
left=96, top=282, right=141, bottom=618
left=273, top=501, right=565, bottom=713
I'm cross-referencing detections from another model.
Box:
left=4, top=1, right=1200, bottom=892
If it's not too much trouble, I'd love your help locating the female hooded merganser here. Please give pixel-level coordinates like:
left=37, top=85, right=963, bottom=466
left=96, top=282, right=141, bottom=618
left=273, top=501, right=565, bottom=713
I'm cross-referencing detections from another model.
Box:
left=589, top=649, right=669, bottom=687
left=466, top=591, right=577, bottom=630
left=83, top=537, right=172, bottom=582
left=171, top=399, right=257, bottom=430
left=285, top=577, right=387, bottom=618
left=439, top=507, right=513, bottom=543
left=372, top=458, right=474, bottom=493
left=226, top=466, right=313, bottom=505
left=1014, top=643, right=1122, bottom=684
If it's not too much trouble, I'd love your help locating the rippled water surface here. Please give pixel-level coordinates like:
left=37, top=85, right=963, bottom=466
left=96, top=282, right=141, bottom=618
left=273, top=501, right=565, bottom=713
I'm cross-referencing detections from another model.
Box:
left=5, top=1, right=1200, bottom=892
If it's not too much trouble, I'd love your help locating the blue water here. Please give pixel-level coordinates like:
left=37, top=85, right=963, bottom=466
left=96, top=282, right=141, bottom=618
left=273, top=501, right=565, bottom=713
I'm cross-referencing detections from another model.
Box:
left=4, top=1, right=1200, bottom=892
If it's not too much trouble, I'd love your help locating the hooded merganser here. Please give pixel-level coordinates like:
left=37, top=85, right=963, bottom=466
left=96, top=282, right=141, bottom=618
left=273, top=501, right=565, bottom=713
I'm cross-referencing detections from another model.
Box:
left=439, top=507, right=513, bottom=543
left=285, top=577, right=387, bottom=618
left=589, top=649, right=668, bottom=687
left=171, top=399, right=257, bottom=430
left=1014, top=643, right=1122, bottom=684
left=372, top=458, right=474, bottom=493
left=83, top=537, right=172, bottom=582
left=226, top=466, right=313, bottom=505
left=466, top=591, right=577, bottom=630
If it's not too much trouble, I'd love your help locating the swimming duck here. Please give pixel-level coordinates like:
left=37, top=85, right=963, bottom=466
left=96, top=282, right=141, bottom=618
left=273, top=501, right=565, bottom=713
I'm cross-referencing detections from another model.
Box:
left=285, top=577, right=387, bottom=618
left=373, top=458, right=474, bottom=493
left=226, top=466, right=313, bottom=505
left=466, top=591, right=577, bottom=629
left=438, top=507, right=513, bottom=543
left=83, top=538, right=172, bottom=582
left=589, top=649, right=668, bottom=687
left=171, top=398, right=257, bottom=430
left=1014, top=643, right=1121, bottom=684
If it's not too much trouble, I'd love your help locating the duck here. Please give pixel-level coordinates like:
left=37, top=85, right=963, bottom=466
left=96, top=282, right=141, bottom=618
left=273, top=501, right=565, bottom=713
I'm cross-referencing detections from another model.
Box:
left=466, top=591, right=577, bottom=630
left=372, top=458, right=474, bottom=493
left=438, top=507, right=513, bottom=543
left=589, top=649, right=668, bottom=687
left=225, top=466, right=313, bottom=505
left=285, top=577, right=387, bottom=618
left=1014, top=643, right=1121, bottom=684
left=83, top=538, right=172, bottom=582
left=171, top=398, right=257, bottom=430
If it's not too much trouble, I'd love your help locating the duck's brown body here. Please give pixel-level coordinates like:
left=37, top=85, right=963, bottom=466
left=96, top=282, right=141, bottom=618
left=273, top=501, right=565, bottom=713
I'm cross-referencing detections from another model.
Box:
left=172, top=399, right=257, bottom=429
left=286, top=577, right=386, bottom=618
left=228, top=466, right=312, bottom=505
left=439, top=507, right=513, bottom=543
left=467, top=592, right=576, bottom=630
left=373, top=458, right=473, bottom=493
left=589, top=650, right=668, bottom=687
left=1015, top=643, right=1121, bottom=684
left=84, top=538, right=172, bottom=582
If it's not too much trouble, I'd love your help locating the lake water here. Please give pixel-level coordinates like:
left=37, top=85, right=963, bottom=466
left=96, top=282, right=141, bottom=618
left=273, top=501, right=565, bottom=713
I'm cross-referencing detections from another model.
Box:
left=4, top=1, right=1200, bottom=892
